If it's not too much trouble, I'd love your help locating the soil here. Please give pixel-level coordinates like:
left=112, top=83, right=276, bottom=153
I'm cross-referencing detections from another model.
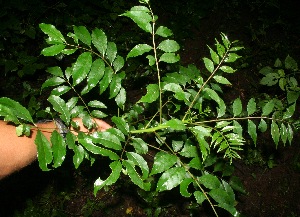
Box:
left=1, top=1, right=300, bottom=217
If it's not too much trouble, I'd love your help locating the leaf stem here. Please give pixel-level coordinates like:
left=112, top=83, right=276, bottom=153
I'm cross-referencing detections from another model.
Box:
left=149, top=4, right=162, bottom=124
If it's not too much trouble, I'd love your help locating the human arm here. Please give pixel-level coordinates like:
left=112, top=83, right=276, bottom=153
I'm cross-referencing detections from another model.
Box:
left=0, top=118, right=111, bottom=180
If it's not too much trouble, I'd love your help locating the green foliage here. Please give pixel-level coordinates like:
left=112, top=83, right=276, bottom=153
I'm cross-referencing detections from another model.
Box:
left=1, top=1, right=299, bottom=216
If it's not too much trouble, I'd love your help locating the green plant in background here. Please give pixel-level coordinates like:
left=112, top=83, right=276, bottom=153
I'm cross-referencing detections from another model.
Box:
left=0, top=0, right=299, bottom=216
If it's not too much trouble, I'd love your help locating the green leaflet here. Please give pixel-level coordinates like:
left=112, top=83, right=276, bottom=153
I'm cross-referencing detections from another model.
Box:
left=51, top=130, right=66, bottom=168
left=282, top=103, right=296, bottom=119
left=146, top=55, right=155, bottom=66
left=157, top=39, right=180, bottom=53
left=208, top=46, right=220, bottom=64
left=46, top=66, right=64, bottom=77
left=88, top=100, right=107, bottom=109
left=72, top=52, right=92, bottom=86
left=191, top=126, right=211, bottom=161
left=91, top=131, right=122, bottom=151
left=115, top=87, right=126, bottom=108
left=203, top=88, right=226, bottom=117
left=162, top=119, right=186, bottom=130
left=262, top=100, right=275, bottom=116
left=138, top=84, right=159, bottom=103
left=109, top=71, right=125, bottom=99
left=35, top=130, right=53, bottom=171
left=113, top=55, right=125, bottom=72
left=51, top=85, right=71, bottom=96
left=215, top=40, right=225, bottom=57
left=123, top=160, right=151, bottom=191
left=78, top=133, right=119, bottom=160
left=209, top=188, right=237, bottom=215
left=92, top=28, right=107, bottom=56
left=248, top=120, right=257, bottom=145
left=74, top=26, right=91, bottom=47
left=39, top=23, right=66, bottom=44
left=232, top=98, right=242, bottom=117
left=99, top=67, right=113, bottom=94
left=285, top=55, right=298, bottom=71
left=221, top=33, right=230, bottom=49
left=159, top=53, right=180, bottom=63
left=81, top=59, right=105, bottom=95
left=106, top=42, right=117, bottom=64
left=131, top=137, right=148, bottom=154
left=155, top=26, right=173, bottom=37
left=121, top=6, right=152, bottom=33
left=0, top=97, right=34, bottom=124
left=41, top=44, right=65, bottom=56
left=162, top=82, right=183, bottom=93
left=106, top=128, right=126, bottom=142
left=287, top=124, right=293, bottom=145
left=247, top=98, right=256, bottom=116
left=156, top=167, right=186, bottom=192
left=126, top=152, right=149, bottom=179
left=280, top=123, right=288, bottom=146
left=219, top=65, right=236, bottom=73
left=47, top=95, right=70, bottom=125
left=229, top=176, right=246, bottom=194
left=94, top=161, right=122, bottom=195
left=194, top=191, right=206, bottom=205
left=213, top=75, right=231, bottom=85
left=258, top=119, right=267, bottom=132
left=112, top=116, right=129, bottom=135
left=180, top=178, right=194, bottom=197
left=199, top=174, right=221, bottom=189
left=127, top=44, right=153, bottom=59
left=224, top=53, right=241, bottom=63
left=41, top=77, right=65, bottom=91
left=203, top=57, right=214, bottom=73
left=150, top=151, right=178, bottom=176
left=260, top=73, right=279, bottom=86
left=271, top=121, right=280, bottom=147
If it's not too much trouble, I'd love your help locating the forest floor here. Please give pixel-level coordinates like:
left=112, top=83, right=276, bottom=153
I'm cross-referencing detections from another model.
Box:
left=1, top=1, right=300, bottom=216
